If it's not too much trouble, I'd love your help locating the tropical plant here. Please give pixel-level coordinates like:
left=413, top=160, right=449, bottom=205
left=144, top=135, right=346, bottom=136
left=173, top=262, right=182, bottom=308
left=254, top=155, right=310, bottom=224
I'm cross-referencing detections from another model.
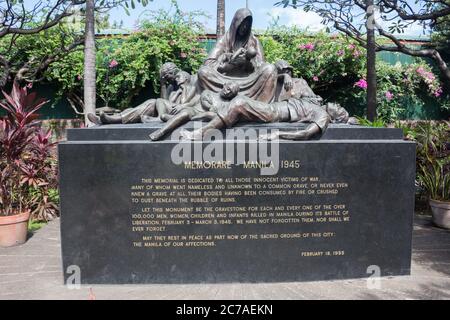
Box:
left=0, top=82, right=58, bottom=220
left=419, top=159, right=450, bottom=201
left=259, top=27, right=448, bottom=122
left=414, top=121, right=450, bottom=201
left=275, top=0, right=450, bottom=88
left=355, top=116, right=387, bottom=128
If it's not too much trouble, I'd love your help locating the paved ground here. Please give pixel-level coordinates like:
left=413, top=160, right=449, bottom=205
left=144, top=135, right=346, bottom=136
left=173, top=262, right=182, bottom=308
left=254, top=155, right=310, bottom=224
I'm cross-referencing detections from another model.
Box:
left=1, top=215, right=449, bottom=300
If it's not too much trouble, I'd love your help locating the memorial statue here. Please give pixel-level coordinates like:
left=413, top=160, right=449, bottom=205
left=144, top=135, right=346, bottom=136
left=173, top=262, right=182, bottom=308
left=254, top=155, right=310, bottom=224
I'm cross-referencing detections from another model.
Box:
left=274, top=59, right=353, bottom=124
left=87, top=62, right=182, bottom=125
left=197, top=8, right=278, bottom=103
left=86, top=8, right=355, bottom=142
left=149, top=81, right=240, bottom=141
left=142, top=70, right=200, bottom=123
left=179, top=78, right=349, bottom=141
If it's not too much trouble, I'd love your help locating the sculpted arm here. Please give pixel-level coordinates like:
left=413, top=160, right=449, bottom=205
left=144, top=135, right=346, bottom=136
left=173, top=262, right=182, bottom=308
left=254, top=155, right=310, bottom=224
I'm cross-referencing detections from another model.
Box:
left=260, top=123, right=321, bottom=141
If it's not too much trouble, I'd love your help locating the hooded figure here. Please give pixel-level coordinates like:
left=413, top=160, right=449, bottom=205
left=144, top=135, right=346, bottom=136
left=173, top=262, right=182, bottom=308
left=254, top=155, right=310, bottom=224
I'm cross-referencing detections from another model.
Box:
left=197, top=8, right=277, bottom=103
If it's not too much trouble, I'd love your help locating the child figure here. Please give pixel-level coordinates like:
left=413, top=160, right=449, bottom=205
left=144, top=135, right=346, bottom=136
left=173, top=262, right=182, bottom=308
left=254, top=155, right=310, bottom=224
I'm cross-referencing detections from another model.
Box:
left=87, top=62, right=181, bottom=125
left=149, top=81, right=240, bottom=141
left=274, top=60, right=353, bottom=124
left=146, top=71, right=199, bottom=122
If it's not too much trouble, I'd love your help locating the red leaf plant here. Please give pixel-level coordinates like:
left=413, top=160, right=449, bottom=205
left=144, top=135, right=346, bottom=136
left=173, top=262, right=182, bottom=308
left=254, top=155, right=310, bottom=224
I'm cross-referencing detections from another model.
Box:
left=0, top=82, right=58, bottom=220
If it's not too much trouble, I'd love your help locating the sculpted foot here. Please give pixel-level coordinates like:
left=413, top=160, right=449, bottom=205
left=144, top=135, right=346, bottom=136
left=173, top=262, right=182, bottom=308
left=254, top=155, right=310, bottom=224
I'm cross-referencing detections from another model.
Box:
left=87, top=113, right=102, bottom=125
left=149, top=130, right=165, bottom=141
left=100, top=112, right=122, bottom=124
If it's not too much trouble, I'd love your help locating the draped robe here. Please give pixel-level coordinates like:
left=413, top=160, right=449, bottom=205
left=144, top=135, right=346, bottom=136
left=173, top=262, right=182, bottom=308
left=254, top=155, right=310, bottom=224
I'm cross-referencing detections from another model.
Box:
left=197, top=8, right=277, bottom=103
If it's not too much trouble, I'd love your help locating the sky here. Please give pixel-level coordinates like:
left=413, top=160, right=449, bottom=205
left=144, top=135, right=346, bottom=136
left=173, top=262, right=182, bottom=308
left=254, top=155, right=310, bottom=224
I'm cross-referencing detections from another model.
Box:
left=107, top=0, right=327, bottom=32
left=106, top=0, right=426, bottom=36
left=23, top=0, right=426, bottom=36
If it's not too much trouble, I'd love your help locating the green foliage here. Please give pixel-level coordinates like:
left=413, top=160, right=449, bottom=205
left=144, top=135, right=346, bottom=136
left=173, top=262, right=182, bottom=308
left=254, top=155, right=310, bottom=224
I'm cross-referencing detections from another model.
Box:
left=355, top=116, right=387, bottom=128
left=431, top=1, right=450, bottom=65
left=260, top=28, right=366, bottom=90
left=407, top=121, right=450, bottom=201
left=0, top=83, right=58, bottom=220
left=45, top=5, right=207, bottom=111
left=28, top=219, right=46, bottom=233
left=419, top=159, right=450, bottom=201
left=260, top=27, right=447, bottom=123
left=0, top=22, right=82, bottom=82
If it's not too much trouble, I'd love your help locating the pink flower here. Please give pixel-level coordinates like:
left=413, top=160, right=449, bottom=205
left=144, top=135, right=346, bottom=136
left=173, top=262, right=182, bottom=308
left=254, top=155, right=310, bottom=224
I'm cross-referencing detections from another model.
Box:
left=77, top=75, right=82, bottom=81
left=109, top=59, right=118, bottom=68
left=337, top=49, right=345, bottom=56
left=416, top=67, right=425, bottom=75
left=385, top=91, right=394, bottom=101
left=354, top=79, right=368, bottom=89
left=348, top=44, right=356, bottom=50
left=352, top=50, right=361, bottom=58
left=180, top=52, right=187, bottom=59
left=299, top=43, right=315, bottom=51
left=313, top=76, right=319, bottom=82
left=434, top=87, right=443, bottom=97
left=425, top=72, right=435, bottom=81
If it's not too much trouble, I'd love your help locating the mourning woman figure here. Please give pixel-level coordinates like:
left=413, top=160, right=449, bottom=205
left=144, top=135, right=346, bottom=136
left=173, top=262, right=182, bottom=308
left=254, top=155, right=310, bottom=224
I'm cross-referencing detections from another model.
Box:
left=197, top=8, right=278, bottom=103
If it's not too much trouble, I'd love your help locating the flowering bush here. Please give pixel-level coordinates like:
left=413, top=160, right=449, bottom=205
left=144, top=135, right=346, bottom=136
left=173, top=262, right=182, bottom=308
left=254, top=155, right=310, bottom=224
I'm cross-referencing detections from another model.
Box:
left=0, top=83, right=58, bottom=220
left=260, top=27, right=448, bottom=122
left=46, top=6, right=208, bottom=112
left=352, top=62, right=447, bottom=121
left=260, top=28, right=366, bottom=94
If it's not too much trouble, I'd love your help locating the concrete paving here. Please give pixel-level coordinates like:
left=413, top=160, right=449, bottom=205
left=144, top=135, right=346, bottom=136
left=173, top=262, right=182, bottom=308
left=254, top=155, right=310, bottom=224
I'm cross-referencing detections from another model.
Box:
left=1, top=215, right=449, bottom=300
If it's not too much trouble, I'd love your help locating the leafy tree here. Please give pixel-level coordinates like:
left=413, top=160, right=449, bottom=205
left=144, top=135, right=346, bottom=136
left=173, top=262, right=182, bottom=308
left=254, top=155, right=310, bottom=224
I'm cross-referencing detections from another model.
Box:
left=275, top=0, right=450, bottom=91
left=45, top=6, right=207, bottom=115
left=260, top=27, right=447, bottom=121
left=432, top=2, right=450, bottom=65
left=0, top=0, right=77, bottom=87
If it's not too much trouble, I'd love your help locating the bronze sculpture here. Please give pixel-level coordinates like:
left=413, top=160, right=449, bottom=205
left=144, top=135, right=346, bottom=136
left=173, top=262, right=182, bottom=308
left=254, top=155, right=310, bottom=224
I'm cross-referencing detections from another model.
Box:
left=149, top=81, right=240, bottom=141
left=197, top=8, right=278, bottom=103
left=87, top=62, right=182, bottom=125
left=143, top=71, right=200, bottom=123
left=180, top=80, right=349, bottom=141
left=87, top=8, right=355, bottom=142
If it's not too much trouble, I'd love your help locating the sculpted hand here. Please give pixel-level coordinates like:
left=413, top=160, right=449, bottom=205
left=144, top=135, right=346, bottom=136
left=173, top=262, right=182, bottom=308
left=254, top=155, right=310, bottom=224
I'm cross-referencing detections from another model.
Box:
left=231, top=48, right=247, bottom=63
left=170, top=105, right=183, bottom=115
left=284, top=75, right=294, bottom=91
left=259, top=131, right=280, bottom=141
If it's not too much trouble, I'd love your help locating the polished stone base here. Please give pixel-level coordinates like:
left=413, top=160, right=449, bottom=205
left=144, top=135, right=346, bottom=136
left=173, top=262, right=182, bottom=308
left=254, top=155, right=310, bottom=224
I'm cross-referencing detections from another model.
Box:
left=59, top=124, right=415, bottom=284
left=66, top=123, right=404, bottom=141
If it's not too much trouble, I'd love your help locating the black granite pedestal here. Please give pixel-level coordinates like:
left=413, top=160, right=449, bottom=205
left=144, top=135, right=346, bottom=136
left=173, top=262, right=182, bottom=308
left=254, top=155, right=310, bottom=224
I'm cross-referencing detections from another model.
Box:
left=59, top=123, right=416, bottom=284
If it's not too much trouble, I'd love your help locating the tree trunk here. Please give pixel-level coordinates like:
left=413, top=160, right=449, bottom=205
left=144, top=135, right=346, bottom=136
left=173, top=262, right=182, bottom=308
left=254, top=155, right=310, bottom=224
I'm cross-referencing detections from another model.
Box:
left=84, top=0, right=96, bottom=126
left=366, top=0, right=377, bottom=121
left=217, top=0, right=225, bottom=38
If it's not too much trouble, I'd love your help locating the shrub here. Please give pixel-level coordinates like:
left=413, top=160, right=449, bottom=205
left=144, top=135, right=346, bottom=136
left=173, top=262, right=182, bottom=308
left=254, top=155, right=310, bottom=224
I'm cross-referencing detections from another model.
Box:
left=400, top=121, right=450, bottom=202
left=0, top=82, right=58, bottom=221
left=260, top=27, right=447, bottom=122
left=45, top=6, right=208, bottom=112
